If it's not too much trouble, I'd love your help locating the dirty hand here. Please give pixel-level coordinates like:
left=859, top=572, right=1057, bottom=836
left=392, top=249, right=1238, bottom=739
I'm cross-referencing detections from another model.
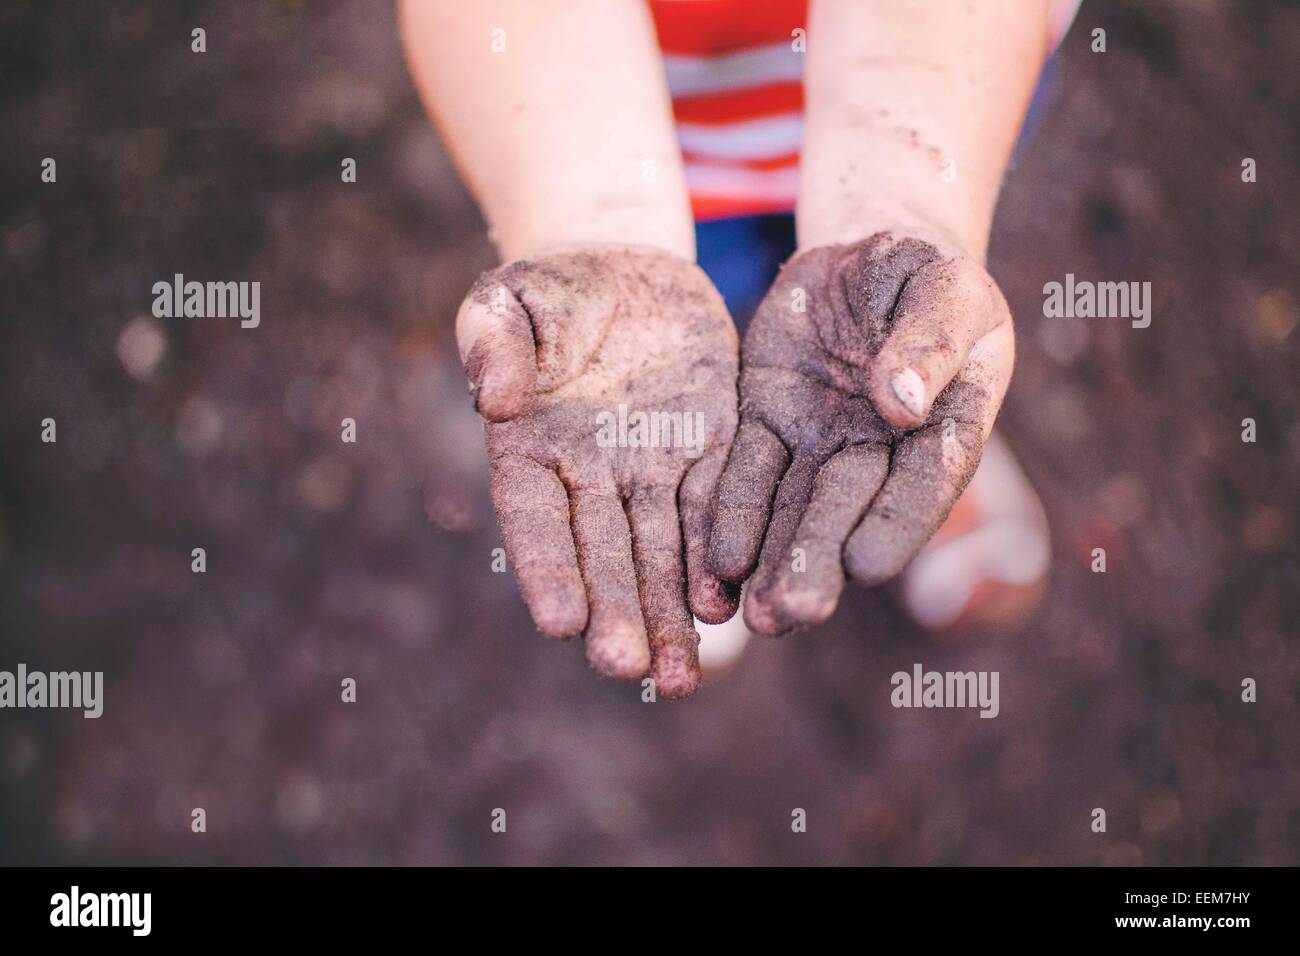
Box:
left=707, top=232, right=1015, bottom=636
left=456, top=245, right=740, bottom=698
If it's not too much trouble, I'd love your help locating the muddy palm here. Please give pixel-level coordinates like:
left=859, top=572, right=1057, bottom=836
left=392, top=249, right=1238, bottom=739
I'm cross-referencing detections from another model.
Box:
left=708, top=232, right=1016, bottom=636
left=457, top=245, right=740, bottom=698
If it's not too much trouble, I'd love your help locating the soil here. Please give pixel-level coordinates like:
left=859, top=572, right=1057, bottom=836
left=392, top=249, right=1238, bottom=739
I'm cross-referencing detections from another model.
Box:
left=0, top=0, right=1297, bottom=865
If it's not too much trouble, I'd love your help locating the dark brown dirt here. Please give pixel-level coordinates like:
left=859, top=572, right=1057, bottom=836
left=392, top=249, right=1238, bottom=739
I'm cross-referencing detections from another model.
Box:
left=0, top=0, right=1297, bottom=865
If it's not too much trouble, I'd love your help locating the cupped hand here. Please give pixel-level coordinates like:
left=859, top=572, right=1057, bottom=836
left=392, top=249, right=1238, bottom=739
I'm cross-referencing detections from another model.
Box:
left=707, top=231, right=1015, bottom=636
left=456, top=245, right=740, bottom=698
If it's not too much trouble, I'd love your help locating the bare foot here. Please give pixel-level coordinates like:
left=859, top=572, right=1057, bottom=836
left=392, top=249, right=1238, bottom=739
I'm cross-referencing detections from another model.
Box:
left=899, top=430, right=1049, bottom=634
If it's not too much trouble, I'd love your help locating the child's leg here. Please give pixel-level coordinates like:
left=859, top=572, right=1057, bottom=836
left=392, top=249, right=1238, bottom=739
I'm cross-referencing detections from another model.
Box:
left=899, top=431, right=1050, bottom=633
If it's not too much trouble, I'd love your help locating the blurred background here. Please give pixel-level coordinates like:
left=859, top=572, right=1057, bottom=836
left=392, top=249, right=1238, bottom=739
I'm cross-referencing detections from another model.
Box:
left=0, top=0, right=1297, bottom=865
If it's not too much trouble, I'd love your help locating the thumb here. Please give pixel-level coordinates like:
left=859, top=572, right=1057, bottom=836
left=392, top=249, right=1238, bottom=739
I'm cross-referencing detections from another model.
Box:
left=868, top=257, right=1008, bottom=430
left=456, top=279, right=538, bottom=422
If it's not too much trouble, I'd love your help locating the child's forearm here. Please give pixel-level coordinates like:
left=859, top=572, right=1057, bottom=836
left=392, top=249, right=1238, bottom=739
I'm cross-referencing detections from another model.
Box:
left=399, top=0, right=694, bottom=261
left=798, top=0, right=1052, bottom=259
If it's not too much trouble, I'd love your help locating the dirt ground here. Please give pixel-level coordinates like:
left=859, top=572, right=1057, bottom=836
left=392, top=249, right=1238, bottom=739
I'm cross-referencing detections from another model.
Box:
left=1, top=0, right=1296, bottom=865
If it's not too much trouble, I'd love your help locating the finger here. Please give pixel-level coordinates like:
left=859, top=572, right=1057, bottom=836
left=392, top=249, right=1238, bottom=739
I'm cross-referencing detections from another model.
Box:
left=679, top=446, right=741, bottom=624
left=569, top=487, right=651, bottom=680
left=489, top=454, right=588, bottom=638
left=868, top=257, right=1009, bottom=429
left=707, top=419, right=790, bottom=581
left=836, top=234, right=942, bottom=356
left=842, top=324, right=1014, bottom=589
left=967, top=321, right=1016, bottom=440
left=748, top=443, right=890, bottom=632
left=626, top=486, right=701, bottom=699
left=742, top=455, right=820, bottom=635
left=456, top=278, right=538, bottom=422
left=843, top=423, right=981, bottom=586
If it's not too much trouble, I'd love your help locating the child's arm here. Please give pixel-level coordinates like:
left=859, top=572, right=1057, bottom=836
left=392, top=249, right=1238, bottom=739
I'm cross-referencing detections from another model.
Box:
left=708, top=0, right=1054, bottom=635
left=401, top=2, right=741, bottom=696
left=398, top=0, right=694, bottom=261
left=798, top=0, right=1052, bottom=259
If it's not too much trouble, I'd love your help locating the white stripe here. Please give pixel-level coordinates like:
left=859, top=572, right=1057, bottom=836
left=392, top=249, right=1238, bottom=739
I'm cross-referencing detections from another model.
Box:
left=684, top=162, right=800, bottom=201
left=676, top=114, right=803, bottom=161
left=662, top=41, right=804, bottom=97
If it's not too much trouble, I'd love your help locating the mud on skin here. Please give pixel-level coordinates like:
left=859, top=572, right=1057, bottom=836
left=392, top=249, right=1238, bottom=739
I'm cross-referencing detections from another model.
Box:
left=461, top=246, right=740, bottom=698
left=708, top=233, right=1001, bottom=637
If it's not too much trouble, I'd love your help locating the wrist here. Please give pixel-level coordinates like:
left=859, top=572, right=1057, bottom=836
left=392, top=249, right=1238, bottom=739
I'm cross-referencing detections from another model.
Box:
left=798, top=204, right=974, bottom=259
left=797, top=145, right=997, bottom=261
left=797, top=187, right=991, bottom=263
left=491, top=191, right=696, bottom=263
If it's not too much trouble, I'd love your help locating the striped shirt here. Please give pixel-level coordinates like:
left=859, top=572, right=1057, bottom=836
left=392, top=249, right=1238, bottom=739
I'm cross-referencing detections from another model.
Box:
left=648, top=0, right=1081, bottom=220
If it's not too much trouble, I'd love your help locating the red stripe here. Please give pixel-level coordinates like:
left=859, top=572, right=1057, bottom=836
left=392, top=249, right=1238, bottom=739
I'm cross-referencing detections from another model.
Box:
left=691, top=194, right=798, bottom=221
left=670, top=81, right=804, bottom=125
left=649, top=0, right=808, bottom=55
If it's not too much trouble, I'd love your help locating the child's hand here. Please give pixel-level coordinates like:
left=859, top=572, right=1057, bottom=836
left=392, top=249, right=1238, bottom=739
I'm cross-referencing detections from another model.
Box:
left=706, top=232, right=1015, bottom=636
left=457, top=245, right=740, bottom=698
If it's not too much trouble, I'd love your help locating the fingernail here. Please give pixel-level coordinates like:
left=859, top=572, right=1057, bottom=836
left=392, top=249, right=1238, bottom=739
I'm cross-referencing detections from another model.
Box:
left=890, top=367, right=926, bottom=418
